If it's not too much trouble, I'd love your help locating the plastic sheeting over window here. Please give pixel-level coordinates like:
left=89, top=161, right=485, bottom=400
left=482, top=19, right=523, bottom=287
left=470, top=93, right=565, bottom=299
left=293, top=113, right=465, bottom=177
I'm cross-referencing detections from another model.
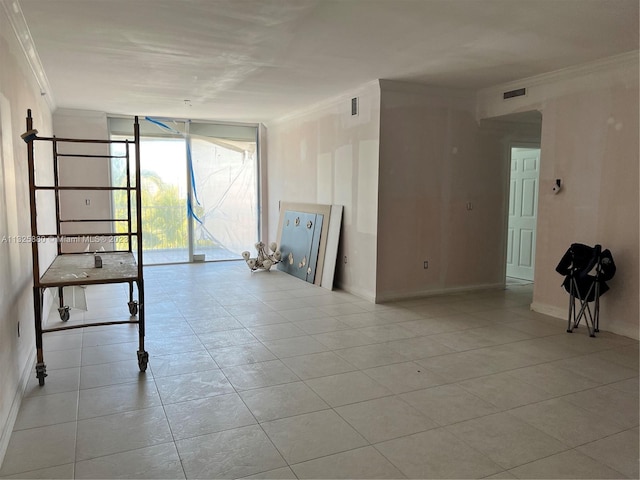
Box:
left=191, top=135, right=258, bottom=259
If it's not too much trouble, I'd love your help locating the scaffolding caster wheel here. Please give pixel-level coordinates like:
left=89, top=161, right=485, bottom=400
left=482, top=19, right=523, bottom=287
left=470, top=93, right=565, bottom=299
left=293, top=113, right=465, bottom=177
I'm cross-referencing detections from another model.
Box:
left=58, top=306, right=70, bottom=322
left=128, top=301, right=138, bottom=316
left=36, top=363, right=47, bottom=386
left=137, top=350, right=149, bottom=372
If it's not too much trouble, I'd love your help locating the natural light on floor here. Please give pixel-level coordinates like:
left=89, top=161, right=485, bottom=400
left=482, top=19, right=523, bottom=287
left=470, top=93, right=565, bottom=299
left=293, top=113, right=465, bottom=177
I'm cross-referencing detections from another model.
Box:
left=1, top=262, right=637, bottom=479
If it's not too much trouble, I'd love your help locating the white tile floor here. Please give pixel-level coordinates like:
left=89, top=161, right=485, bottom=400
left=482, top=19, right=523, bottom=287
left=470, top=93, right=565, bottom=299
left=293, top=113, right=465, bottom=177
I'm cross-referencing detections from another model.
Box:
left=1, top=263, right=638, bottom=479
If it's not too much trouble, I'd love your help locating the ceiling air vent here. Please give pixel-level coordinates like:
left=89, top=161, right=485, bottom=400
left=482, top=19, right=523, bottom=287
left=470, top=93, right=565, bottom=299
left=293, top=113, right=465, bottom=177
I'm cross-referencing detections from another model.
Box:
left=503, top=88, right=526, bottom=100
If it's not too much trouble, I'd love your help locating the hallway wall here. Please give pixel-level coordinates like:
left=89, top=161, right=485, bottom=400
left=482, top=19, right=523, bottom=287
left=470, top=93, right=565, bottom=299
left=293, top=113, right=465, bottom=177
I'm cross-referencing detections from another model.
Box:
left=477, top=53, right=640, bottom=339
left=0, top=6, right=53, bottom=460
left=376, top=81, right=505, bottom=301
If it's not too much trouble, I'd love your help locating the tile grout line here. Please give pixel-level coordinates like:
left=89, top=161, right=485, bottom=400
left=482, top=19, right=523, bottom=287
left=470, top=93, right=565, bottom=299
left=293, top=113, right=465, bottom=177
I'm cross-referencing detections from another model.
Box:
left=4, top=274, right=636, bottom=479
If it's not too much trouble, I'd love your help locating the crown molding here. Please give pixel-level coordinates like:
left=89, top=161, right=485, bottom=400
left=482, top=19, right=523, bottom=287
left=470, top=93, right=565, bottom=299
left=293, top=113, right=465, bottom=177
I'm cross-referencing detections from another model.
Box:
left=1, top=0, right=56, bottom=110
left=477, top=50, right=639, bottom=98
left=269, top=80, right=380, bottom=125
left=379, top=79, right=475, bottom=100
left=476, top=50, right=638, bottom=120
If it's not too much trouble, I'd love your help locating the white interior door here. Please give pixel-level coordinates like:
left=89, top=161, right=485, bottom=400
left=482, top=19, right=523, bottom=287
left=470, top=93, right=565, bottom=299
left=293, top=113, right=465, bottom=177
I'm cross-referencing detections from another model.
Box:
left=506, top=147, right=540, bottom=281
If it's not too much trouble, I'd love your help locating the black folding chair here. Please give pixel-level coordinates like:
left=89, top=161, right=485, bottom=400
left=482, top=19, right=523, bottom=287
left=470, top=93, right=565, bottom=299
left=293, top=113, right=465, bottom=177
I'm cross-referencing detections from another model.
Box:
left=556, top=243, right=616, bottom=337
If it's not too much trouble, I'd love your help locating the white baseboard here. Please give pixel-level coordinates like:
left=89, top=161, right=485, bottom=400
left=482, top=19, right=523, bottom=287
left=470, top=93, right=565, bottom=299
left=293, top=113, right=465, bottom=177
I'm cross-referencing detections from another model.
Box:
left=530, top=301, right=566, bottom=320
left=333, top=282, right=376, bottom=303
left=1, top=289, right=52, bottom=467
left=531, top=301, right=639, bottom=340
left=0, top=348, right=36, bottom=468
left=375, top=283, right=505, bottom=303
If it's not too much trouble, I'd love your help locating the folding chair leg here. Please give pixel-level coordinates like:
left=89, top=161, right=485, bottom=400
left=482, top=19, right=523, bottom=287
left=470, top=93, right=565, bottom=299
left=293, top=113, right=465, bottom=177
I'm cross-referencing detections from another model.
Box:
left=594, top=282, right=601, bottom=333
left=574, top=292, right=596, bottom=337
left=567, top=280, right=576, bottom=333
left=567, top=276, right=597, bottom=336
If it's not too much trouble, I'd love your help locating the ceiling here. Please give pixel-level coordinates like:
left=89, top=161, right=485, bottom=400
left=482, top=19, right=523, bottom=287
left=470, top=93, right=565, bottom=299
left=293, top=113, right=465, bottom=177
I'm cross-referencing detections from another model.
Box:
left=15, top=0, right=639, bottom=123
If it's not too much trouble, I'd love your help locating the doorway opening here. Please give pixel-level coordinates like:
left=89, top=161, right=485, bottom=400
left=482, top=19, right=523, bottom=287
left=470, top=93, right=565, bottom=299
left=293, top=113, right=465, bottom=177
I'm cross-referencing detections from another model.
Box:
left=480, top=110, right=543, bottom=288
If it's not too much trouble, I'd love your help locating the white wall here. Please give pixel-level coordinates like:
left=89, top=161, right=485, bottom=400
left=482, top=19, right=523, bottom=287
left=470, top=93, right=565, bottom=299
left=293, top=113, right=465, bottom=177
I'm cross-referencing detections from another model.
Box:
left=376, top=81, right=506, bottom=301
left=0, top=6, right=54, bottom=462
left=266, top=82, right=381, bottom=300
left=52, top=109, right=113, bottom=252
left=477, top=53, right=639, bottom=339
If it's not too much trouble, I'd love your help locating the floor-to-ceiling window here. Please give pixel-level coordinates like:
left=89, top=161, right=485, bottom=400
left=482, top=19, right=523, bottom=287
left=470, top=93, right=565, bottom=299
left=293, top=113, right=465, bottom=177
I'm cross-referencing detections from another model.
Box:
left=108, top=117, right=259, bottom=265
left=188, top=122, right=259, bottom=263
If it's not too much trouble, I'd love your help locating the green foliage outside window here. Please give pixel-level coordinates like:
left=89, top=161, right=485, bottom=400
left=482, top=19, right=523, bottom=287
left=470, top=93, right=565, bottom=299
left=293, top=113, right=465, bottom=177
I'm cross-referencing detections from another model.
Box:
left=112, top=160, right=192, bottom=251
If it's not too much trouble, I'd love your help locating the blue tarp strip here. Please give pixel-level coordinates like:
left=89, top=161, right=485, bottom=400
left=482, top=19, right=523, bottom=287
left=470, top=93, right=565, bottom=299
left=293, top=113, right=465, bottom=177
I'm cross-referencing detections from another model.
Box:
left=144, top=116, right=202, bottom=222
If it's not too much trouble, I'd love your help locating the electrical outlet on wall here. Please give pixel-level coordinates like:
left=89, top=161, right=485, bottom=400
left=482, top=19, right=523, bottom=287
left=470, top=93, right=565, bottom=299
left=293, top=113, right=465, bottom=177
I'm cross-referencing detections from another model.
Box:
left=423, top=260, right=429, bottom=269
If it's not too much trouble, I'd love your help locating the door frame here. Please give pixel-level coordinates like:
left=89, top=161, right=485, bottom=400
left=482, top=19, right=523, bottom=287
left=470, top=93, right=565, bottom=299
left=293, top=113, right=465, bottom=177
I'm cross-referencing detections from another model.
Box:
left=502, top=140, right=541, bottom=283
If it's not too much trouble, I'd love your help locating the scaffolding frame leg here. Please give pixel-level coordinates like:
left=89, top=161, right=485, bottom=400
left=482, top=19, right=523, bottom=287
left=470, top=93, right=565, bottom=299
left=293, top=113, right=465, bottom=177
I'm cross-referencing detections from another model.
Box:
left=127, top=281, right=138, bottom=315
left=34, top=287, right=47, bottom=386
left=136, top=278, right=148, bottom=372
